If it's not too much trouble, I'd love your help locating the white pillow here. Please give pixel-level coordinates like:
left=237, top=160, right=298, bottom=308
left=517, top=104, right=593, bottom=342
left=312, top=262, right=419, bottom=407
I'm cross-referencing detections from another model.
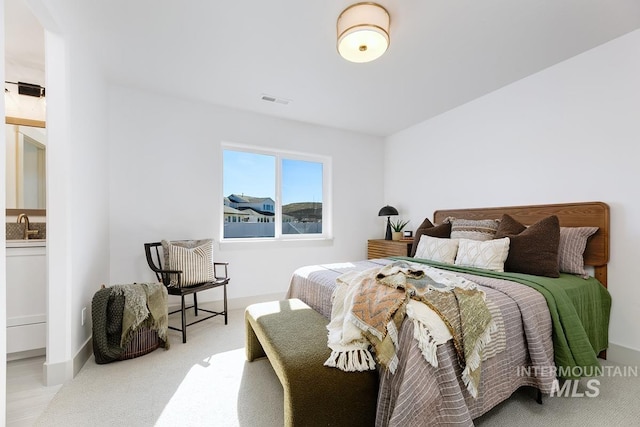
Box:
left=414, top=235, right=459, bottom=264
left=454, top=237, right=510, bottom=272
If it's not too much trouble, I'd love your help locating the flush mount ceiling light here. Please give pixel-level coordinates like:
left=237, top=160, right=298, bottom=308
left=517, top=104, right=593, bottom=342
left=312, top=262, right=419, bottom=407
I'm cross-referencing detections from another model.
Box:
left=337, top=2, right=390, bottom=63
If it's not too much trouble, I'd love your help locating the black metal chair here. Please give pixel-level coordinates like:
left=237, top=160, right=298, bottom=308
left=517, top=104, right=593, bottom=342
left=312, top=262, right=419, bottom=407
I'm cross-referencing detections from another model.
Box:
left=144, top=241, right=229, bottom=343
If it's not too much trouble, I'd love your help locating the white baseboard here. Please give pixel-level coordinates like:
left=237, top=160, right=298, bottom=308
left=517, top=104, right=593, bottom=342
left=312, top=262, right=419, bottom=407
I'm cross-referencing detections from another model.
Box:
left=74, top=336, right=93, bottom=377
left=43, top=293, right=285, bottom=386
left=608, top=343, right=640, bottom=366
left=6, top=347, right=45, bottom=362
left=44, top=336, right=93, bottom=386
left=43, top=357, right=73, bottom=386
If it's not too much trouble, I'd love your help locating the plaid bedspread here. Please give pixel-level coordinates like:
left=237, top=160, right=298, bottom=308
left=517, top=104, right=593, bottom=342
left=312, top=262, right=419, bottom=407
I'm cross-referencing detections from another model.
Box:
left=286, top=259, right=556, bottom=426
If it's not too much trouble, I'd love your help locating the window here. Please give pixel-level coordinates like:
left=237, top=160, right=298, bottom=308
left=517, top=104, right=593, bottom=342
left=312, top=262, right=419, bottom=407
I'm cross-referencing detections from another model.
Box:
left=222, top=144, right=331, bottom=240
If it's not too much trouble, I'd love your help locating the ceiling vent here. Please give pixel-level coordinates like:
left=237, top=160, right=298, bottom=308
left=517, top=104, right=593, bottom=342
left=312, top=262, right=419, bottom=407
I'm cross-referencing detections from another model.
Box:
left=261, top=93, right=291, bottom=105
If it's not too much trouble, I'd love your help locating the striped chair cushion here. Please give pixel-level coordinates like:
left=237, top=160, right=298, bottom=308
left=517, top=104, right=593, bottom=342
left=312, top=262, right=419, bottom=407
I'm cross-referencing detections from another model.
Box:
left=165, top=239, right=215, bottom=287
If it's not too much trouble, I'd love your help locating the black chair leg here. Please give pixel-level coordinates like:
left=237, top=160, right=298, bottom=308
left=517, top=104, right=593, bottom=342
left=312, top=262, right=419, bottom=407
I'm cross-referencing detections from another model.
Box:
left=181, top=295, right=187, bottom=343
left=224, top=283, right=228, bottom=325
left=194, top=292, right=199, bottom=316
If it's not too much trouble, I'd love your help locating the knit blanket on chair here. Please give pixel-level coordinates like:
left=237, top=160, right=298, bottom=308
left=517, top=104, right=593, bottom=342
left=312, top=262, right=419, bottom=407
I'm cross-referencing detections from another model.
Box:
left=324, top=261, right=496, bottom=398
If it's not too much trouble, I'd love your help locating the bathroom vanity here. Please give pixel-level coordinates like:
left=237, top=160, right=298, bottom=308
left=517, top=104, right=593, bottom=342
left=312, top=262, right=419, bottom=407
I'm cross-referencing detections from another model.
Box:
left=6, top=239, right=47, bottom=359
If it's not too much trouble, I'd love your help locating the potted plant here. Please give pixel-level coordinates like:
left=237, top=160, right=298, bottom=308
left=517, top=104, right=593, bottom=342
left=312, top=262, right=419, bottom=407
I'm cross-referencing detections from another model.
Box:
left=390, top=219, right=410, bottom=241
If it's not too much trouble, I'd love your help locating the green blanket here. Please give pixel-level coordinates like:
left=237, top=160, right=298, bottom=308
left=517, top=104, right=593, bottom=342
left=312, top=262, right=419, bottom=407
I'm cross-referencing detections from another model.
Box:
left=393, top=257, right=611, bottom=379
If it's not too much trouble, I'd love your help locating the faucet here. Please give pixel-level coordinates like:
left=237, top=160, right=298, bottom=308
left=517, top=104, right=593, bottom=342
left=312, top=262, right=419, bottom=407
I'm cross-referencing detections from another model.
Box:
left=17, top=213, right=39, bottom=240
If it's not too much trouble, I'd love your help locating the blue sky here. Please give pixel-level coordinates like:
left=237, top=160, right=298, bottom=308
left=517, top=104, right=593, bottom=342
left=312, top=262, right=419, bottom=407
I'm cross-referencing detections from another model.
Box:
left=223, top=150, right=323, bottom=205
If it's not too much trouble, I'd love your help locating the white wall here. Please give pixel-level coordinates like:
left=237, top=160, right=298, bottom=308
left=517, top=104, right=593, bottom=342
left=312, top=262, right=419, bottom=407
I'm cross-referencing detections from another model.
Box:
left=1, top=0, right=8, bottom=417
left=107, top=86, right=385, bottom=305
left=66, top=35, right=109, bottom=358
left=41, top=13, right=110, bottom=384
left=385, top=30, right=640, bottom=361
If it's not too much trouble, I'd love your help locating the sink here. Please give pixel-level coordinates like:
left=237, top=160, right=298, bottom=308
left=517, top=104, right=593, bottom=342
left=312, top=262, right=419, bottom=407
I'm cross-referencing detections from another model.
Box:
left=6, top=239, right=47, bottom=248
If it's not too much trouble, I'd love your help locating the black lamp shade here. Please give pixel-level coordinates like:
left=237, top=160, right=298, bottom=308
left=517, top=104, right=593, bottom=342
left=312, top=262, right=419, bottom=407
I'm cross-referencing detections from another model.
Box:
left=378, top=205, right=398, bottom=240
left=378, top=205, right=399, bottom=217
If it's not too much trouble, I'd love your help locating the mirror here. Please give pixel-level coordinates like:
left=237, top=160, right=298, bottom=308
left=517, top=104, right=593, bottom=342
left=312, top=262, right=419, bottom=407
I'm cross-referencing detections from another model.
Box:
left=5, top=117, right=46, bottom=214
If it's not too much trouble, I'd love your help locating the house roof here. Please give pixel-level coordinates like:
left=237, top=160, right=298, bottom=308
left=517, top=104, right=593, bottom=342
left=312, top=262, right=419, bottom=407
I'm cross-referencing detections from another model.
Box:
left=228, top=194, right=273, bottom=204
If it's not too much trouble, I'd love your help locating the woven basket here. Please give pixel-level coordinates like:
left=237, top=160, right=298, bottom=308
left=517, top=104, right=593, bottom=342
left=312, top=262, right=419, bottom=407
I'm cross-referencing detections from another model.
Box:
left=118, top=326, right=161, bottom=360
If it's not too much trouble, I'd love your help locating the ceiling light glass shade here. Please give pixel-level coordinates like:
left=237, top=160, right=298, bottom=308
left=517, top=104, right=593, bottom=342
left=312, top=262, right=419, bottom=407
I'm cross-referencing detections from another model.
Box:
left=337, top=3, right=390, bottom=63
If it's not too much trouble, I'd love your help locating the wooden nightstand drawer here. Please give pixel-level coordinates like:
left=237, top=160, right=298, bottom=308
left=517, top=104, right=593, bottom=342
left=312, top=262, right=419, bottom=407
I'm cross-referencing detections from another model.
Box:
left=367, top=239, right=413, bottom=259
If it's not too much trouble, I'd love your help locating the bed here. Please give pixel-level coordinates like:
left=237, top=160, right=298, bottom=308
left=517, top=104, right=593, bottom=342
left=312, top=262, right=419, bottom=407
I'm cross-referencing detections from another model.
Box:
left=286, top=202, right=611, bottom=426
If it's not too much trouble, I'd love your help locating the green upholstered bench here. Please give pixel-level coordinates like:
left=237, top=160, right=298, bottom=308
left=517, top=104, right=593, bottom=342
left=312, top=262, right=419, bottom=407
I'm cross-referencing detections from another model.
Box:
left=245, top=299, right=378, bottom=427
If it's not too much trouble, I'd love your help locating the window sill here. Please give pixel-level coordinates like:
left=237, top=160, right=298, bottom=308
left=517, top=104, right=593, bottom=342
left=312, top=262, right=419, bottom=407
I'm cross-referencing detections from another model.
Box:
left=218, top=237, right=334, bottom=251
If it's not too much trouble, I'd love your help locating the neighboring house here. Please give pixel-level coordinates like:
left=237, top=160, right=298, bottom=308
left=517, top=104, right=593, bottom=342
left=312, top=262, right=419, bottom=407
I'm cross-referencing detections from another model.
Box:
left=242, top=208, right=274, bottom=223
left=223, top=205, right=250, bottom=223
left=224, top=195, right=275, bottom=223
left=226, top=194, right=275, bottom=214
left=224, top=196, right=297, bottom=224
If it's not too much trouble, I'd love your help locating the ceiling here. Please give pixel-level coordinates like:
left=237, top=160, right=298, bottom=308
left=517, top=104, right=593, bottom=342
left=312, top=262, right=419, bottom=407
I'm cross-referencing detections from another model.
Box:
left=6, top=0, right=640, bottom=136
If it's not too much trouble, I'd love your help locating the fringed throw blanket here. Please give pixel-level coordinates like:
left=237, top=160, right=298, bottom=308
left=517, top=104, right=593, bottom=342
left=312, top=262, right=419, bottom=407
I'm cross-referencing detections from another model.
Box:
left=111, top=282, right=170, bottom=347
left=325, top=261, right=496, bottom=397
left=92, top=282, right=169, bottom=364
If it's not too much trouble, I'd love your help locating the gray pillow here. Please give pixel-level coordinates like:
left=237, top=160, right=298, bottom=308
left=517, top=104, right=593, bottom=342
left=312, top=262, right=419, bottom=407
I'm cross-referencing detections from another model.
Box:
left=558, top=227, right=598, bottom=278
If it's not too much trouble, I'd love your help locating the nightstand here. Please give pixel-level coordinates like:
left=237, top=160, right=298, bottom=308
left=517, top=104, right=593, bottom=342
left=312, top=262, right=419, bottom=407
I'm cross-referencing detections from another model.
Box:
left=367, top=239, right=413, bottom=259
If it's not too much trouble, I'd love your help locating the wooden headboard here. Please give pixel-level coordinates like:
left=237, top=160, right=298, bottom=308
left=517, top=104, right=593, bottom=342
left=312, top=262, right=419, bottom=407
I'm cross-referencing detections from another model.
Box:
left=434, top=202, right=610, bottom=287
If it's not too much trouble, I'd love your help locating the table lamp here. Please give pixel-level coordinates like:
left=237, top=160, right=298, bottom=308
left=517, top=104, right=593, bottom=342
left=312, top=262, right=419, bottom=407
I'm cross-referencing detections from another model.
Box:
left=378, top=205, right=399, bottom=240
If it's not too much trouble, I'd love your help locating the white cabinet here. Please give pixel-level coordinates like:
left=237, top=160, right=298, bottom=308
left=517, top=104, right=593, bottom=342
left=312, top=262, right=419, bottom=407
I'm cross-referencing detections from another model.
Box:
left=6, top=241, right=46, bottom=355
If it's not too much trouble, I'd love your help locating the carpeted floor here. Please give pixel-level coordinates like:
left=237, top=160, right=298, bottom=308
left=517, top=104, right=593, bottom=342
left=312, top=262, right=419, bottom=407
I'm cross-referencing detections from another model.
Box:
left=35, top=305, right=640, bottom=426
left=35, top=307, right=284, bottom=427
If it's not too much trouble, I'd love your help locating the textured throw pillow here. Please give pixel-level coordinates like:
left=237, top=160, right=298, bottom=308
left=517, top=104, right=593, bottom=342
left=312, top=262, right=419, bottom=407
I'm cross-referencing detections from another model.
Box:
left=163, top=239, right=215, bottom=287
left=454, top=237, right=510, bottom=272
left=414, top=235, right=459, bottom=264
left=448, top=218, right=500, bottom=241
left=558, top=227, right=598, bottom=278
left=495, top=214, right=561, bottom=277
left=410, top=218, right=452, bottom=257
left=162, top=238, right=213, bottom=269
left=493, top=214, right=527, bottom=235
